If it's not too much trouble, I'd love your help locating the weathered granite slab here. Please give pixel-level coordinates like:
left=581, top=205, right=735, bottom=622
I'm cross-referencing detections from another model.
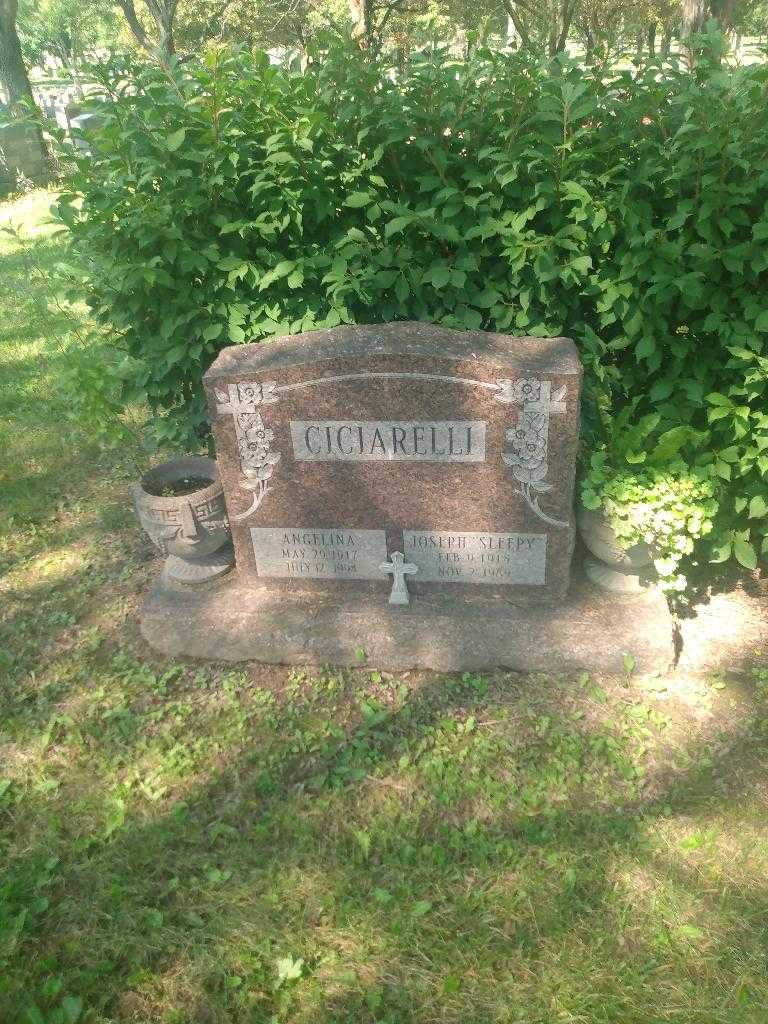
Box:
left=203, top=323, right=582, bottom=605
left=139, top=568, right=675, bottom=675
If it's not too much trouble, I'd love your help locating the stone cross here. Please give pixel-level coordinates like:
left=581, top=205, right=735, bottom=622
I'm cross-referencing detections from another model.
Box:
left=379, top=551, right=418, bottom=606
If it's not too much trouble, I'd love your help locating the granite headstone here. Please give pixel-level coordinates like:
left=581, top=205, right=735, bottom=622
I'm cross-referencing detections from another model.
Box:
left=203, top=323, right=581, bottom=605
left=140, top=323, right=675, bottom=672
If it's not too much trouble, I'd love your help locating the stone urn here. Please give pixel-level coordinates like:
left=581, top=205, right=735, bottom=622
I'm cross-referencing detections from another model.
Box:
left=577, top=504, right=652, bottom=594
left=132, top=457, right=235, bottom=585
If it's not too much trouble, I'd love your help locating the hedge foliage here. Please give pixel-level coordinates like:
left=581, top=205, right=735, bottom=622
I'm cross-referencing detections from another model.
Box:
left=55, top=34, right=768, bottom=570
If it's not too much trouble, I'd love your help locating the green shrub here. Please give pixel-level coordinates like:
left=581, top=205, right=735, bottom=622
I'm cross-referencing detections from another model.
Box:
left=581, top=455, right=719, bottom=591
left=53, top=32, right=768, bottom=572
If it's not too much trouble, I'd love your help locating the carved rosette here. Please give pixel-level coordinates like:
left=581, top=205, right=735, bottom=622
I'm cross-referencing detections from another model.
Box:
left=494, top=377, right=568, bottom=528
left=215, top=381, right=281, bottom=522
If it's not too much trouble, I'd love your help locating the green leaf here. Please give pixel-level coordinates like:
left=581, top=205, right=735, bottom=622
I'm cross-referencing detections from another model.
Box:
left=708, top=407, right=732, bottom=423
left=395, top=274, right=410, bottom=303
left=228, top=324, right=246, bottom=343
left=733, top=536, right=757, bottom=569
left=756, top=311, right=768, bottom=333
left=635, top=336, right=656, bottom=360
left=561, top=179, right=591, bottom=202
left=675, top=924, right=705, bottom=941
left=430, top=264, right=451, bottom=289
left=709, top=539, right=733, bottom=563
left=748, top=495, right=768, bottom=519
left=165, top=128, right=186, bottom=152
left=719, top=446, right=740, bottom=464
left=164, top=344, right=187, bottom=367
left=706, top=392, right=733, bottom=407
left=569, top=255, right=592, bottom=274
left=202, top=322, right=223, bottom=341
left=581, top=489, right=601, bottom=510
left=474, top=287, right=502, bottom=309
left=345, top=191, right=372, bottom=208
left=411, top=900, right=433, bottom=917
left=275, top=955, right=304, bottom=987
left=104, top=792, right=126, bottom=834
left=384, top=216, right=413, bottom=239
left=265, top=151, right=294, bottom=164
left=218, top=256, right=247, bottom=271
left=258, top=260, right=296, bottom=291
left=62, top=996, right=84, bottom=1024
left=647, top=427, right=694, bottom=464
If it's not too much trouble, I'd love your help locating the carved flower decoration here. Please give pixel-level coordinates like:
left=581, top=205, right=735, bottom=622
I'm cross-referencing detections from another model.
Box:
left=239, top=438, right=267, bottom=462
left=511, top=379, right=541, bottom=404
left=244, top=422, right=274, bottom=446
left=494, top=377, right=542, bottom=405
left=238, top=410, right=281, bottom=488
left=505, top=413, right=547, bottom=471
left=237, top=381, right=278, bottom=406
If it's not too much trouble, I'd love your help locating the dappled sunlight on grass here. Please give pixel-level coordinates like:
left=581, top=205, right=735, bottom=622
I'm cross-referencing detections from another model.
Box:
left=0, top=190, right=59, bottom=234
left=3, top=614, right=768, bottom=1022
left=2, top=191, right=768, bottom=1024
left=4, top=640, right=768, bottom=1020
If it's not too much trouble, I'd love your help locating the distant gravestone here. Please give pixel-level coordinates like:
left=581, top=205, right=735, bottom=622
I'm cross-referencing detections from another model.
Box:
left=140, top=323, right=675, bottom=673
left=0, top=124, right=48, bottom=195
left=204, top=323, right=581, bottom=604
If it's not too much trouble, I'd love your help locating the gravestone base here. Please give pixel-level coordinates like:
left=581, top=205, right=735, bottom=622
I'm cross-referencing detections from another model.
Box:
left=139, top=567, right=674, bottom=675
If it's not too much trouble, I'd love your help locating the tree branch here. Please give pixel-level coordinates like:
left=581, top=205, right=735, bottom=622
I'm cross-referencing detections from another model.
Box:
left=503, top=0, right=534, bottom=51
left=556, top=0, right=578, bottom=51
left=115, top=0, right=151, bottom=49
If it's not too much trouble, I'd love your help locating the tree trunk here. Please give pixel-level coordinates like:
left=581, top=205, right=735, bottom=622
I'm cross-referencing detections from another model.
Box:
left=506, top=12, right=520, bottom=48
left=349, top=0, right=371, bottom=47
left=584, top=25, right=595, bottom=61
left=647, top=21, right=656, bottom=53
left=660, top=26, right=672, bottom=55
left=547, top=0, right=575, bottom=56
left=504, top=2, right=533, bottom=52
left=682, top=0, right=708, bottom=38
left=0, top=0, right=35, bottom=108
left=547, top=27, right=557, bottom=55
left=0, top=0, right=50, bottom=185
left=556, top=0, right=576, bottom=52
left=117, top=0, right=151, bottom=50
left=681, top=0, right=709, bottom=65
left=145, top=0, right=177, bottom=55
left=718, top=0, right=736, bottom=32
left=635, top=27, right=644, bottom=58
left=118, top=0, right=177, bottom=56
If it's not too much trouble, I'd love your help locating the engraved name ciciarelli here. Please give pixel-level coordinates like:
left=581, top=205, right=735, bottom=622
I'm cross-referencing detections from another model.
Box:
left=290, top=420, right=486, bottom=462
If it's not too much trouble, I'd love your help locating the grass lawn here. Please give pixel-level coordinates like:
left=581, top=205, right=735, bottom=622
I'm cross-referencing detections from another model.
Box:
left=2, top=191, right=768, bottom=1024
